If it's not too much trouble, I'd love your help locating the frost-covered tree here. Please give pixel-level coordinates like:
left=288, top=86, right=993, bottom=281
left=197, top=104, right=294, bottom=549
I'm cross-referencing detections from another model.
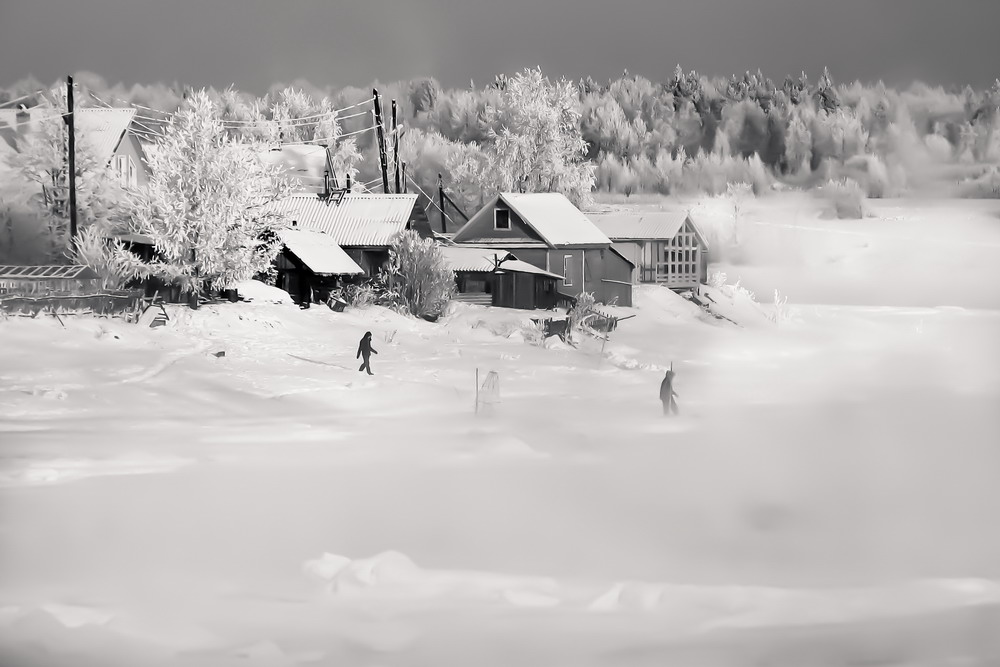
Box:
left=472, top=68, right=596, bottom=206
left=123, top=90, right=293, bottom=295
left=379, top=230, right=455, bottom=318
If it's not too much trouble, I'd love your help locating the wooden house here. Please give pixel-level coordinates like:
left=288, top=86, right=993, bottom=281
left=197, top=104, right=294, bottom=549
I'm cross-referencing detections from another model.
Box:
left=587, top=211, right=710, bottom=290
left=450, top=193, right=634, bottom=307
left=0, top=107, right=151, bottom=196
left=267, top=192, right=431, bottom=277
left=275, top=228, right=364, bottom=304
left=439, top=245, right=563, bottom=310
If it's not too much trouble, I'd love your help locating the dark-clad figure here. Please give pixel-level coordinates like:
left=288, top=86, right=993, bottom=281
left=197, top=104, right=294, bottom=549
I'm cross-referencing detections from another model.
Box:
left=357, top=331, right=378, bottom=375
left=660, top=367, right=678, bottom=416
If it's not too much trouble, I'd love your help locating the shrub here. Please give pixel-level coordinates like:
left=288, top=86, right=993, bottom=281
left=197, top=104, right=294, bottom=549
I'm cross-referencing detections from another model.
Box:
left=819, top=178, right=867, bottom=219
left=379, top=230, right=456, bottom=318
left=341, top=282, right=376, bottom=308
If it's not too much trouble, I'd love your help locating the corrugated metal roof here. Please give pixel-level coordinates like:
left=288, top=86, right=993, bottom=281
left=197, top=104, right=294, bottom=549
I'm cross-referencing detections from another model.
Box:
left=500, top=192, right=611, bottom=247
left=279, top=229, right=364, bottom=276
left=0, top=108, right=136, bottom=167
left=439, top=246, right=564, bottom=279
left=587, top=211, right=690, bottom=240
left=0, top=264, right=100, bottom=280
left=269, top=193, right=418, bottom=247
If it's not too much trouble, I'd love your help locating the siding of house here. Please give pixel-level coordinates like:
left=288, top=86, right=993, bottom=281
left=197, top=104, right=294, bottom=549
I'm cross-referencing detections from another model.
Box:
left=610, top=241, right=643, bottom=284
left=450, top=201, right=546, bottom=245
left=115, top=134, right=150, bottom=188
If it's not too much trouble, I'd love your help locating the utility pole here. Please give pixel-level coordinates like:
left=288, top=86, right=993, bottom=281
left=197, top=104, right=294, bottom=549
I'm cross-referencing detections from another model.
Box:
left=65, top=75, right=78, bottom=241
left=372, top=89, right=390, bottom=194
left=401, top=162, right=407, bottom=193
left=391, top=99, right=401, bottom=194
left=438, top=173, right=446, bottom=234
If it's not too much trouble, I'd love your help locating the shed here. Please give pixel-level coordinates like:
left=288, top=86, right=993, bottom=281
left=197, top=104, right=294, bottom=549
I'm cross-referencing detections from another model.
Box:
left=275, top=228, right=364, bottom=304
left=587, top=211, right=710, bottom=289
left=439, top=246, right=563, bottom=310
left=266, top=192, right=429, bottom=276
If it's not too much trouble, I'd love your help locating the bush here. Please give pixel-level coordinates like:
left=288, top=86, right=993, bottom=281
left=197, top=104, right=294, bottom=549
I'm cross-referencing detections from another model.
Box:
left=379, top=231, right=456, bottom=318
left=819, top=178, right=867, bottom=219
left=341, top=282, right=376, bottom=308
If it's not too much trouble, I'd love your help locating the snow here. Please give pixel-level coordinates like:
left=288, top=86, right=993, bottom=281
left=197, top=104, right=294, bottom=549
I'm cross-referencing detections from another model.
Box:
left=1, top=195, right=999, bottom=665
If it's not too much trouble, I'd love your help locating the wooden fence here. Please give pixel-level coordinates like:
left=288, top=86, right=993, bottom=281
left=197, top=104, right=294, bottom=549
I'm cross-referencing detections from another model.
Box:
left=0, top=290, right=146, bottom=317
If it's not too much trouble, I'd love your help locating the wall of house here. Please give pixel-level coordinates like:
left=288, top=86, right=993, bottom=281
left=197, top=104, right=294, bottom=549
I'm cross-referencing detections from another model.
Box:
left=610, top=241, right=642, bottom=283
left=115, top=134, right=150, bottom=188
left=452, top=201, right=546, bottom=244
left=545, top=248, right=585, bottom=297
left=581, top=248, right=634, bottom=307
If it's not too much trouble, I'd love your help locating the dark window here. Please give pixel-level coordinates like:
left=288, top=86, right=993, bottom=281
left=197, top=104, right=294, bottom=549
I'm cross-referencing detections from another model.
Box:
left=494, top=209, right=511, bottom=230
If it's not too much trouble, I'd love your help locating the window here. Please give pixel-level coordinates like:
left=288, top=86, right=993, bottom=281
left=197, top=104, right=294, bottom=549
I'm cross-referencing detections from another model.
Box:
left=494, top=208, right=511, bottom=230
left=562, top=254, right=573, bottom=286
left=114, top=155, right=137, bottom=189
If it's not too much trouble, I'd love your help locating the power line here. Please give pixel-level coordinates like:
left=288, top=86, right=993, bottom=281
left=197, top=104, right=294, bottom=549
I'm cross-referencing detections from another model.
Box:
left=0, top=90, right=45, bottom=108
left=405, top=173, right=462, bottom=232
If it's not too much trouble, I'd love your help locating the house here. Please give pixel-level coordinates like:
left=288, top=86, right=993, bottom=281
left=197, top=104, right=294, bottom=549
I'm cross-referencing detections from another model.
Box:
left=449, top=192, right=634, bottom=307
left=267, top=192, right=432, bottom=277
left=586, top=211, right=710, bottom=290
left=0, top=107, right=151, bottom=195
left=438, top=245, right=564, bottom=310
left=274, top=228, right=364, bottom=304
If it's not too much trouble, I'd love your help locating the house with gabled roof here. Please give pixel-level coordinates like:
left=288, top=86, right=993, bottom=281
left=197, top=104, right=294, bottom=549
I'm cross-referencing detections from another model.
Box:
left=449, top=192, right=634, bottom=307
left=267, top=192, right=432, bottom=277
left=0, top=107, right=150, bottom=195
left=586, top=210, right=709, bottom=290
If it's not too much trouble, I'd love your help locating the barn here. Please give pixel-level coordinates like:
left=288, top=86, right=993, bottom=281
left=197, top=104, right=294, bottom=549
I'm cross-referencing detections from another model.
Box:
left=587, top=211, right=710, bottom=290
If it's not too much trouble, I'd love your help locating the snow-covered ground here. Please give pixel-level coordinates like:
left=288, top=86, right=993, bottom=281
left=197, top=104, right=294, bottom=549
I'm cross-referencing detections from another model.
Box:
left=1, top=195, right=999, bottom=666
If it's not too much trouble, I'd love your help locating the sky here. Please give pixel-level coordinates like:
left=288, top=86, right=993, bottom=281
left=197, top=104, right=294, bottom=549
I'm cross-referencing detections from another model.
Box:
left=1, top=0, right=998, bottom=93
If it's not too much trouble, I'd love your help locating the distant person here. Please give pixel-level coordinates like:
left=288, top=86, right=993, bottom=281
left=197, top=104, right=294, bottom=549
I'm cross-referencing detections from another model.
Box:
left=660, top=367, right=678, bottom=416
left=357, top=331, right=378, bottom=375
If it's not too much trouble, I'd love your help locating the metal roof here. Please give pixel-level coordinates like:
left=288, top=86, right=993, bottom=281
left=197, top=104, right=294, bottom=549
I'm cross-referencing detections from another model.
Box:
left=587, top=211, right=691, bottom=240
left=0, top=264, right=100, bottom=280
left=499, top=192, right=611, bottom=247
left=279, top=229, right=364, bottom=276
left=439, top=246, right=564, bottom=279
left=0, top=108, right=137, bottom=167
left=269, top=193, right=418, bottom=247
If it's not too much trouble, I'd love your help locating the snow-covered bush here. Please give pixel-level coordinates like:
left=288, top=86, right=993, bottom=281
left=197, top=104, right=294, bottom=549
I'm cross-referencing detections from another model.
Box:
left=69, top=225, right=139, bottom=290
left=519, top=320, right=547, bottom=346
left=379, top=230, right=456, bottom=318
left=768, top=289, right=791, bottom=325
left=342, top=282, right=376, bottom=308
left=819, top=178, right=867, bottom=219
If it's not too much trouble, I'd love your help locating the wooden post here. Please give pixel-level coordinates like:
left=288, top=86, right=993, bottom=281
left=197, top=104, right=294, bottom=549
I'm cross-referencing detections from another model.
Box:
left=65, top=76, right=78, bottom=240
left=372, top=89, right=390, bottom=194
left=438, top=173, right=446, bottom=234
left=475, top=368, right=480, bottom=415
left=346, top=172, right=352, bottom=192
left=391, top=100, right=401, bottom=194
left=401, top=162, right=407, bottom=193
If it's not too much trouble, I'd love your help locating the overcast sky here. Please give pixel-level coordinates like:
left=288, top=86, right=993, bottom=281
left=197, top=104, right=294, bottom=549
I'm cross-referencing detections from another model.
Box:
left=1, top=0, right=998, bottom=92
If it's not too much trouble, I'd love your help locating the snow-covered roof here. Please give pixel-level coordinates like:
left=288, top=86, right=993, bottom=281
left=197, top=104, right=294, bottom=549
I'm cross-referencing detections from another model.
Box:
left=439, top=246, right=564, bottom=279
left=587, top=211, right=691, bottom=240
left=279, top=228, right=364, bottom=276
left=268, top=193, right=417, bottom=247
left=499, top=192, right=611, bottom=247
left=0, top=107, right=138, bottom=167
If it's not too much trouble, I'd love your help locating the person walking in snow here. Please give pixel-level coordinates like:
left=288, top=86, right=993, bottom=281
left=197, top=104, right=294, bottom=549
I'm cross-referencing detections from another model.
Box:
left=660, top=367, right=678, bottom=416
left=357, top=331, right=378, bottom=375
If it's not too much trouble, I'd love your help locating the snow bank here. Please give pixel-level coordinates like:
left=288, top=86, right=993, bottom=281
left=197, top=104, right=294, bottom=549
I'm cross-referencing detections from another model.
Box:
left=302, top=552, right=1000, bottom=630
left=632, top=285, right=704, bottom=322
left=234, top=280, right=293, bottom=304
left=589, top=578, right=1000, bottom=630
left=303, top=551, right=561, bottom=607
